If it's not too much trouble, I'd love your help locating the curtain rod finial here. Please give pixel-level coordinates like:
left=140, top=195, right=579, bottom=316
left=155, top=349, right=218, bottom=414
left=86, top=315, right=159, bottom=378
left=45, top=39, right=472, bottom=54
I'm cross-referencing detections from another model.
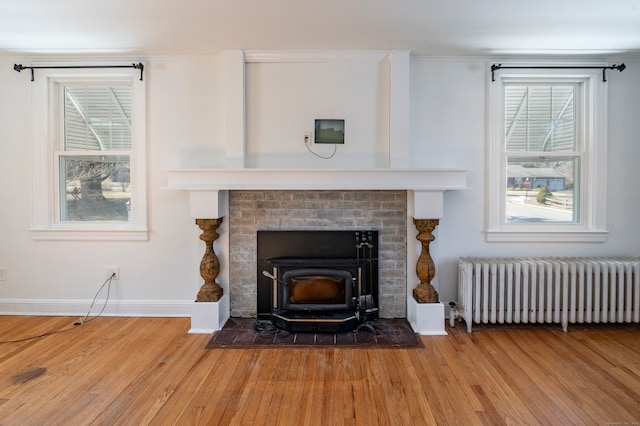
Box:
left=132, top=62, right=144, bottom=81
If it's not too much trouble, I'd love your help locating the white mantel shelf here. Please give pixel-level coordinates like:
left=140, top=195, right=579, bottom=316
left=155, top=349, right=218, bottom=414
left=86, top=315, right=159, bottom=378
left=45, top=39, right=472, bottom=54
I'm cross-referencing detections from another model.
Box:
left=166, top=168, right=467, bottom=191
left=166, top=168, right=468, bottom=220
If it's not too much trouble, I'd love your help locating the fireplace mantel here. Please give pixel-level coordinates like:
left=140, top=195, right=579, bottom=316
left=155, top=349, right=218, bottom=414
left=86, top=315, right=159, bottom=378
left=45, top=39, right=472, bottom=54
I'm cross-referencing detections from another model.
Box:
left=166, top=168, right=468, bottom=335
left=166, top=168, right=467, bottom=219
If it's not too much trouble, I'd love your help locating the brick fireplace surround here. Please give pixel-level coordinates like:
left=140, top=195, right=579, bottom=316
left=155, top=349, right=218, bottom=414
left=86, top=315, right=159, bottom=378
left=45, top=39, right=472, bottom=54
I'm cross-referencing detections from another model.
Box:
left=166, top=168, right=467, bottom=335
left=229, top=190, right=407, bottom=318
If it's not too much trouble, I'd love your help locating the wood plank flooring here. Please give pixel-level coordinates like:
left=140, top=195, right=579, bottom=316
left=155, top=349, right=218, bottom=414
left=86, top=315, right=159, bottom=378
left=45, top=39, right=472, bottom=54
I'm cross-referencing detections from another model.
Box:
left=0, top=316, right=639, bottom=425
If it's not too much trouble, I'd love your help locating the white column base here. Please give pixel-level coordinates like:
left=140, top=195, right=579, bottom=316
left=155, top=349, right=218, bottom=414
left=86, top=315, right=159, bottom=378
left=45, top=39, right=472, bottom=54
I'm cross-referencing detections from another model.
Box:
left=189, top=294, right=230, bottom=334
left=407, top=299, right=447, bottom=335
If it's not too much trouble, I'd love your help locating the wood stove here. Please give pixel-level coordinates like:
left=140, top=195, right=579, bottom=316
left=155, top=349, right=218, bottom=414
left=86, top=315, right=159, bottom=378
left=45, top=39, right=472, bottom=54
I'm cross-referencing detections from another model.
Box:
left=257, top=230, right=378, bottom=333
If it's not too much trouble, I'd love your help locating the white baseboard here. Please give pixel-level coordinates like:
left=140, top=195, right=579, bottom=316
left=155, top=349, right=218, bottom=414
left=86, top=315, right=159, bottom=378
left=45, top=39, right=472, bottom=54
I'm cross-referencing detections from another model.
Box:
left=0, top=298, right=192, bottom=317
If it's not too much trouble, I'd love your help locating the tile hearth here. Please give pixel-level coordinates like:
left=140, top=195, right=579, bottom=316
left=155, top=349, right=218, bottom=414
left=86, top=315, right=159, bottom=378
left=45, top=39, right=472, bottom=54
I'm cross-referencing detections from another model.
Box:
left=205, top=318, right=422, bottom=348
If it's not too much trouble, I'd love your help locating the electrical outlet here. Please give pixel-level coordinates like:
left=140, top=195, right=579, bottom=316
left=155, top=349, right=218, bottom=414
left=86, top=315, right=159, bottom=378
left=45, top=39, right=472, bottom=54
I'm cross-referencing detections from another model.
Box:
left=0, top=267, right=6, bottom=281
left=303, top=132, right=311, bottom=145
left=106, top=266, right=120, bottom=280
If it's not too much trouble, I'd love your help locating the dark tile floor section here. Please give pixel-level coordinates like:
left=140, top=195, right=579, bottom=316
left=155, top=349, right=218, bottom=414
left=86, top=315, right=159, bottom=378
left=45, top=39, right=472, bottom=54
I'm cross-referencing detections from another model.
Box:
left=205, top=318, right=423, bottom=348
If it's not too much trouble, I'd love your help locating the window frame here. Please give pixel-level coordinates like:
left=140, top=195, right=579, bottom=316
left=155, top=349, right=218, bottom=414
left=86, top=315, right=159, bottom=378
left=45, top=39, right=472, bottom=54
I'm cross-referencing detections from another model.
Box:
left=30, top=65, right=147, bottom=241
left=486, top=66, right=608, bottom=242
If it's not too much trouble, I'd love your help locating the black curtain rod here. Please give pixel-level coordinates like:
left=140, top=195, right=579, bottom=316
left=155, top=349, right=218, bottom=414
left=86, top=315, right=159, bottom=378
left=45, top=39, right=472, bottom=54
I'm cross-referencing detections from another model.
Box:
left=490, top=63, right=626, bottom=82
left=13, top=62, right=144, bottom=81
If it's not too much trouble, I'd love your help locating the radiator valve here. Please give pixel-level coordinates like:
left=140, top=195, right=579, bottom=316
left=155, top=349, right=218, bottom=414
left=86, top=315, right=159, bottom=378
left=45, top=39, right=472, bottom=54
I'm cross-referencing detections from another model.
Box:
left=448, top=302, right=461, bottom=328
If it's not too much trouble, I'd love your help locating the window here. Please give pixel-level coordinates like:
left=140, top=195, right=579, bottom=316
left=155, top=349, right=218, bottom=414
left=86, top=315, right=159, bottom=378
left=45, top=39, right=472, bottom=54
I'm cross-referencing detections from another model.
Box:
left=487, top=67, right=608, bottom=242
left=31, top=66, right=147, bottom=240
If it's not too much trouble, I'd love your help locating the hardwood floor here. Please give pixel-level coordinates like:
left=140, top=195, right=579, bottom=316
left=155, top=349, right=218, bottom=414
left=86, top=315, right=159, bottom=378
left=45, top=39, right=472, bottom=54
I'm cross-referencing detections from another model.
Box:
left=0, top=315, right=639, bottom=425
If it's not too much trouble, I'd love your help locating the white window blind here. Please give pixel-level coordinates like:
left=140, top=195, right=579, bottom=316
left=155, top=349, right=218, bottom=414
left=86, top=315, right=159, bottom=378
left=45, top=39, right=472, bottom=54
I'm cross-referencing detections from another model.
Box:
left=64, top=86, right=132, bottom=151
left=505, top=85, right=576, bottom=152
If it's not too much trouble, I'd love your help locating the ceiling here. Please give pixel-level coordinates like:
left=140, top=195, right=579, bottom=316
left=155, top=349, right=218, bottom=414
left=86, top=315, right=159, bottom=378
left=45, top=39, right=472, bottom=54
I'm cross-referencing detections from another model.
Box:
left=1, top=0, right=640, bottom=57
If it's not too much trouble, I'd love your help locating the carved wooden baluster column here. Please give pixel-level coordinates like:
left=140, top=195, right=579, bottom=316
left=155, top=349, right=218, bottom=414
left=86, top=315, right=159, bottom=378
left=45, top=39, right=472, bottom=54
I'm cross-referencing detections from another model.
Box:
left=412, top=218, right=440, bottom=303
left=195, top=218, right=224, bottom=302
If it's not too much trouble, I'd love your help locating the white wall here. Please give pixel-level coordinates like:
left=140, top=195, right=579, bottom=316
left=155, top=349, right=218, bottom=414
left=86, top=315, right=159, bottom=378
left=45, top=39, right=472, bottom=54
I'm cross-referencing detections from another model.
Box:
left=409, top=57, right=640, bottom=305
left=0, top=53, right=638, bottom=315
left=0, top=56, right=226, bottom=315
left=245, top=57, right=390, bottom=168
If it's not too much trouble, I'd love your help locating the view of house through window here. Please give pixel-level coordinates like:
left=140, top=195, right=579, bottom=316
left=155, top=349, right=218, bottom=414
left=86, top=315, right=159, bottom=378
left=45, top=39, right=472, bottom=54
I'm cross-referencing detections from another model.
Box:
left=58, top=85, right=132, bottom=222
left=504, top=84, right=580, bottom=224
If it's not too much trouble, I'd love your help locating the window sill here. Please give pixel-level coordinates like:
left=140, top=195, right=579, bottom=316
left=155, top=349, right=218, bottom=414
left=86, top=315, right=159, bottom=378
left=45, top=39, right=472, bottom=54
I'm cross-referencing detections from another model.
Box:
left=485, top=230, right=608, bottom=243
left=31, top=228, right=149, bottom=241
